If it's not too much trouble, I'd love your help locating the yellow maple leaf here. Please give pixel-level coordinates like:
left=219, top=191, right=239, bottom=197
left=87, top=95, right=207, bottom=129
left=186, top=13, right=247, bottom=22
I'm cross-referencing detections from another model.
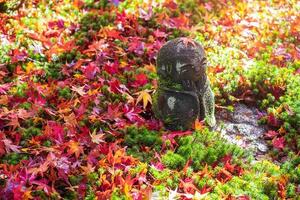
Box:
left=26, top=62, right=34, bottom=74
left=90, top=129, right=105, bottom=144
left=135, top=89, right=152, bottom=109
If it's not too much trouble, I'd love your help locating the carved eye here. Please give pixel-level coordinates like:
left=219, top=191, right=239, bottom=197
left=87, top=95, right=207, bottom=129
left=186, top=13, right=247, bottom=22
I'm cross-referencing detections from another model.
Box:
left=181, top=64, right=193, bottom=73
left=200, top=57, right=207, bottom=67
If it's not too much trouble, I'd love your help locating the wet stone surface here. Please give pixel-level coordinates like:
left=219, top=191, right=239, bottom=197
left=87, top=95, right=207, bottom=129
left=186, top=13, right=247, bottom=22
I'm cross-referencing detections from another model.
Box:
left=215, top=104, right=269, bottom=158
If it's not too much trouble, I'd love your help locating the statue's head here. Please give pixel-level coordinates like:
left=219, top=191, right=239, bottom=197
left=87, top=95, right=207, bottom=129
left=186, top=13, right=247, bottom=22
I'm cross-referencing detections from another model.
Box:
left=156, top=37, right=207, bottom=82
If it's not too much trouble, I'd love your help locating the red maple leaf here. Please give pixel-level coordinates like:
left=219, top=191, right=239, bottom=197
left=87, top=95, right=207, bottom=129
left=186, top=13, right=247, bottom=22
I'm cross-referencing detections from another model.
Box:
left=162, top=130, right=193, bottom=149
left=104, top=61, right=119, bottom=75
left=265, top=130, right=279, bottom=138
left=109, top=79, right=121, bottom=93
left=267, top=113, right=281, bottom=127
left=272, top=137, right=285, bottom=150
left=81, top=62, right=99, bottom=80
left=128, top=37, right=145, bottom=55
left=237, top=195, right=251, bottom=200
left=123, top=105, right=144, bottom=123
left=104, top=103, right=123, bottom=121
left=131, top=73, right=148, bottom=88
left=200, top=185, right=212, bottom=194
left=44, top=121, right=65, bottom=143
left=179, top=178, right=200, bottom=194
left=163, top=0, right=178, bottom=10
left=2, top=138, right=21, bottom=153
left=153, top=29, right=167, bottom=38
left=216, top=168, right=232, bottom=183
left=10, top=49, right=28, bottom=63
left=107, top=29, right=122, bottom=39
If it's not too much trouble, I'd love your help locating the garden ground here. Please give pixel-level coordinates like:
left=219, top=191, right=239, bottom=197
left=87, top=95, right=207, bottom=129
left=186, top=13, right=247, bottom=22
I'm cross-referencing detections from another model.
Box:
left=0, top=0, right=299, bottom=199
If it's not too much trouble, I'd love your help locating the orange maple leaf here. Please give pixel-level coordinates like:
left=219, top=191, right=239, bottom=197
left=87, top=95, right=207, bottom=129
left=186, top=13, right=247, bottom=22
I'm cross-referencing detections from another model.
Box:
left=194, top=118, right=204, bottom=131
left=67, top=140, right=83, bottom=158
left=63, top=113, right=77, bottom=128
left=80, top=163, right=95, bottom=175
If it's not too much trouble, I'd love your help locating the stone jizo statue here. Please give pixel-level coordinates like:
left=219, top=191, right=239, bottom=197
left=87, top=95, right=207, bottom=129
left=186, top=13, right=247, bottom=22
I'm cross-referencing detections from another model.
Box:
left=153, top=37, right=216, bottom=130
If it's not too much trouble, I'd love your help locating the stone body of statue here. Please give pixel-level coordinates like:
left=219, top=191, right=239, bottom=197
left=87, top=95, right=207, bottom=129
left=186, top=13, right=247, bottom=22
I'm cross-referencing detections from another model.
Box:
left=153, top=37, right=216, bottom=130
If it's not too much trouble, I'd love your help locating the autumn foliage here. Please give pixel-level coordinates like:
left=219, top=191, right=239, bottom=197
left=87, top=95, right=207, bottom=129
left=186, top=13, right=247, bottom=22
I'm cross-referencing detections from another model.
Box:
left=0, top=0, right=299, bottom=199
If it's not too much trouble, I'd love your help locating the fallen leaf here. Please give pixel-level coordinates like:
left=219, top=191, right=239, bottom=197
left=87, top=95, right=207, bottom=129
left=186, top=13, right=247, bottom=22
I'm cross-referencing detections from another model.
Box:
left=135, top=89, right=152, bottom=109
left=67, top=140, right=83, bottom=158
left=90, top=129, right=105, bottom=144
left=272, top=137, right=285, bottom=150
left=71, top=85, right=86, bottom=96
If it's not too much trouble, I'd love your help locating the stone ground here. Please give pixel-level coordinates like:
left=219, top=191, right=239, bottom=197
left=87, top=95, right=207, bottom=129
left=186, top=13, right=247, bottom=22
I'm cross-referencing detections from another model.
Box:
left=215, top=104, right=271, bottom=160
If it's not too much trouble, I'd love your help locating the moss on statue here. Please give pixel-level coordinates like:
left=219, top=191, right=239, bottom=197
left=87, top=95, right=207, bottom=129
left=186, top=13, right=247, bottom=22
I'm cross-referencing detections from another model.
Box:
left=158, top=78, right=184, bottom=91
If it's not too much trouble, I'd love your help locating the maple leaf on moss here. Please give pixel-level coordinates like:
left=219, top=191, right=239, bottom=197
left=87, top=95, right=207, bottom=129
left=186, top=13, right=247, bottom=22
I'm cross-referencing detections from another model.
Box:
left=194, top=118, right=204, bottom=131
left=265, top=130, right=279, bottom=138
left=131, top=73, right=148, bottom=88
left=135, top=89, right=152, bottom=109
left=123, top=105, right=144, bottom=123
left=272, top=137, right=285, bottom=150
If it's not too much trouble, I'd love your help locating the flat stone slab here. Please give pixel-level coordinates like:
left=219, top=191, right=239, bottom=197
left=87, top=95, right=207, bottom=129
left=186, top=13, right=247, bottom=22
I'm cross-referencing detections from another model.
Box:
left=215, top=104, right=269, bottom=157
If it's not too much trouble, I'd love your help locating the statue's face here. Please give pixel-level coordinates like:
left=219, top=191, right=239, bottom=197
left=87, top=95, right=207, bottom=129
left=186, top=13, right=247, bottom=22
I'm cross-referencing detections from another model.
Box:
left=157, top=38, right=207, bottom=82
left=173, top=52, right=207, bottom=81
left=157, top=50, right=207, bottom=81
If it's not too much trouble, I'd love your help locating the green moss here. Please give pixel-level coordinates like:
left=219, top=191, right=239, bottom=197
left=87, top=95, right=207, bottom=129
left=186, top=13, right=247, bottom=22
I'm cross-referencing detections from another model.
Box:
left=75, top=11, right=115, bottom=46
left=19, top=102, right=32, bottom=110
left=11, top=82, right=28, bottom=97
left=2, top=152, right=29, bottom=165
left=158, top=78, right=184, bottom=91
left=87, top=172, right=99, bottom=184
left=42, top=140, right=52, bottom=147
left=111, top=188, right=126, bottom=200
left=124, top=126, right=162, bottom=162
left=22, top=126, right=42, bottom=140
left=162, top=151, right=186, bottom=169
left=84, top=0, right=110, bottom=9
left=69, top=175, right=83, bottom=186
left=32, top=190, right=48, bottom=200
left=84, top=185, right=96, bottom=200
left=124, top=126, right=161, bottom=146
left=174, top=129, right=247, bottom=171
left=58, top=87, right=72, bottom=99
